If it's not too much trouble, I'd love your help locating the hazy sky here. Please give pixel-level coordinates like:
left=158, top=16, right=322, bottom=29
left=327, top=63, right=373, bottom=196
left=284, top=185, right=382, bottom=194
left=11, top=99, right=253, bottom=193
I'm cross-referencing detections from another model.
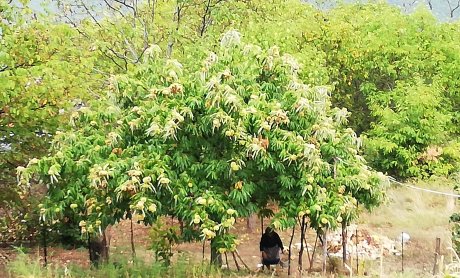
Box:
left=15, top=0, right=460, bottom=21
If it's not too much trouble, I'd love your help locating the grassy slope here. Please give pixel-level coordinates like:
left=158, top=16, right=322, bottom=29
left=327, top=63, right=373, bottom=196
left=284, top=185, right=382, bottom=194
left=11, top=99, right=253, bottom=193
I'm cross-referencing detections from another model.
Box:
left=359, top=178, right=457, bottom=277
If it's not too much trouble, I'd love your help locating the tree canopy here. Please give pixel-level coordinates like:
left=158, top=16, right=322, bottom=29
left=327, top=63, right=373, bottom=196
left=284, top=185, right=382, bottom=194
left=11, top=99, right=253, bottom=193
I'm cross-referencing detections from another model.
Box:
left=18, top=31, right=386, bottom=256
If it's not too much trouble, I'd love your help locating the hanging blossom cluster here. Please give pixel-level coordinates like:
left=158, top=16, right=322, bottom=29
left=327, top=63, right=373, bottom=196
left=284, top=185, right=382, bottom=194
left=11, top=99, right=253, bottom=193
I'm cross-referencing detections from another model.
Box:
left=220, top=29, right=242, bottom=48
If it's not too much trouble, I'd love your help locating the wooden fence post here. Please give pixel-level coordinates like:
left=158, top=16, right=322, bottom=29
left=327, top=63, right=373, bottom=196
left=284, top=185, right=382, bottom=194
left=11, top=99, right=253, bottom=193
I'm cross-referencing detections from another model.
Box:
left=379, top=245, right=384, bottom=277
left=432, top=237, right=441, bottom=275
left=401, top=232, right=404, bottom=273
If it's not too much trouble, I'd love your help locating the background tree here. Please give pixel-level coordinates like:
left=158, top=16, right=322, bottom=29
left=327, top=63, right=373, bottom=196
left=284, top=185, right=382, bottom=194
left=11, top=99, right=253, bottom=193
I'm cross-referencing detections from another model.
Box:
left=0, top=0, right=99, bottom=243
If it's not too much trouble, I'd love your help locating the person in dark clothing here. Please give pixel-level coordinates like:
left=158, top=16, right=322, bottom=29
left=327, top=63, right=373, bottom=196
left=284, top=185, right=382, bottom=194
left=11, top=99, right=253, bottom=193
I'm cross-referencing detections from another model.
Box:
left=260, top=227, right=284, bottom=268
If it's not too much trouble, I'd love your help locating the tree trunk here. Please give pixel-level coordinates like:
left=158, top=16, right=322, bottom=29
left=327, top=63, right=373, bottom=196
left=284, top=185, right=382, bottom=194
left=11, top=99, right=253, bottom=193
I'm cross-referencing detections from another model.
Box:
left=260, top=216, right=264, bottom=236
left=224, top=252, right=229, bottom=269
left=247, top=214, right=256, bottom=232
left=322, top=229, right=328, bottom=275
left=202, top=240, right=206, bottom=261
left=210, top=240, right=222, bottom=266
left=235, top=250, right=250, bottom=270
left=179, top=219, right=184, bottom=235
left=130, top=216, right=136, bottom=258
left=288, top=222, right=296, bottom=276
left=88, top=232, right=109, bottom=267
left=308, top=233, right=319, bottom=272
left=342, top=221, right=347, bottom=265
left=232, top=251, right=240, bottom=271
left=102, top=230, right=109, bottom=262
left=298, top=215, right=306, bottom=272
left=42, top=223, right=48, bottom=266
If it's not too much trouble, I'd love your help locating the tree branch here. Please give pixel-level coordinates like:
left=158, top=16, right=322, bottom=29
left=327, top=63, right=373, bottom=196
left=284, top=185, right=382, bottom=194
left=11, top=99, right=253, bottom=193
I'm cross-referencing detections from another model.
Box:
left=124, top=38, right=139, bottom=60
left=426, top=0, right=433, bottom=10
left=4, top=159, right=20, bottom=168
left=101, top=49, right=127, bottom=71
left=199, top=0, right=212, bottom=37
left=103, top=0, right=126, bottom=18
left=64, top=14, right=89, bottom=38
left=149, top=0, right=156, bottom=27
left=451, top=0, right=460, bottom=18
left=80, top=2, right=102, bottom=27
left=113, top=0, right=136, bottom=16
left=0, top=62, right=39, bottom=73
left=139, top=16, right=149, bottom=48
left=30, top=102, right=56, bottom=112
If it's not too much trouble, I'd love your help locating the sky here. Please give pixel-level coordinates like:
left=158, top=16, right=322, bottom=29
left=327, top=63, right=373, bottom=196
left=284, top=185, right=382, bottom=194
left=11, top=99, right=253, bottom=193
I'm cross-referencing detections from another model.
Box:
left=11, top=0, right=460, bottom=22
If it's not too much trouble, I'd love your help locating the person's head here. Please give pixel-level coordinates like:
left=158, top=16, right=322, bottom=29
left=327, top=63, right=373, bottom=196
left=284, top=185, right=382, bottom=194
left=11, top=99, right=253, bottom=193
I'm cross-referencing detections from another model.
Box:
left=265, top=226, right=274, bottom=235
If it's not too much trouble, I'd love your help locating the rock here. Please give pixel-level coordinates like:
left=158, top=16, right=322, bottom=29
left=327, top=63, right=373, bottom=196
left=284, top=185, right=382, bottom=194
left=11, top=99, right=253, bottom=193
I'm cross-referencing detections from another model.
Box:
left=293, top=242, right=313, bottom=251
left=323, top=225, right=405, bottom=261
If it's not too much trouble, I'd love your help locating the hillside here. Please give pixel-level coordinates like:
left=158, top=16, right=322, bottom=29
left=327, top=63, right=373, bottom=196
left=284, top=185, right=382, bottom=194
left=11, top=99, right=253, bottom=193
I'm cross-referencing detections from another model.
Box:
left=3, top=1, right=460, bottom=277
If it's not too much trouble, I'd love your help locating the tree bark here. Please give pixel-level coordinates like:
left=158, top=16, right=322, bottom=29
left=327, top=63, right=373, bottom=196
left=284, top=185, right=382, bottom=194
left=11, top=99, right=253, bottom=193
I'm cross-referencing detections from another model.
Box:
left=342, top=221, right=347, bottom=265
left=322, top=229, right=328, bottom=275
left=210, top=239, right=222, bottom=266
left=130, top=214, right=136, bottom=258
left=298, top=215, right=306, bottom=272
left=288, top=222, right=296, bottom=276
left=247, top=213, right=256, bottom=232
left=224, top=252, right=229, bottom=269
left=88, top=232, right=109, bottom=267
left=308, top=233, right=319, bottom=272
left=102, top=230, right=109, bottom=262
left=232, top=251, right=240, bottom=271
left=260, top=216, right=264, bottom=236
left=235, top=250, right=250, bottom=270
left=42, top=223, right=47, bottom=266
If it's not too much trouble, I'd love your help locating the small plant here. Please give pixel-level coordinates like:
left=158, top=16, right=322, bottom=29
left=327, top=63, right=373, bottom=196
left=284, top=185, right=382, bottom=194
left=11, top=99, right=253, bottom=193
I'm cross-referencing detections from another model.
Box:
left=171, top=255, right=223, bottom=278
left=450, top=213, right=460, bottom=254
left=442, top=247, right=460, bottom=277
left=11, top=244, right=30, bottom=254
left=149, top=218, right=180, bottom=265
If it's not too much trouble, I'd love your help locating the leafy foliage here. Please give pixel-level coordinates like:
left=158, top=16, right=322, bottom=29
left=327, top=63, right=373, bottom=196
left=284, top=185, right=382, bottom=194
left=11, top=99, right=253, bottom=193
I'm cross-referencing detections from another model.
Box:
left=451, top=213, right=460, bottom=253
left=149, top=218, right=181, bottom=265
left=314, top=4, right=460, bottom=178
left=365, top=80, right=452, bottom=178
left=19, top=32, right=386, bottom=256
left=6, top=0, right=460, bottom=263
left=0, top=0, right=98, bottom=242
left=8, top=0, right=460, bottom=186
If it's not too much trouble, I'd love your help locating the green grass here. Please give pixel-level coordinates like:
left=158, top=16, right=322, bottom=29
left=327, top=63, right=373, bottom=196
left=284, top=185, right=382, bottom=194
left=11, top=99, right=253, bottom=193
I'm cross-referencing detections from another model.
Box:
left=6, top=253, right=226, bottom=278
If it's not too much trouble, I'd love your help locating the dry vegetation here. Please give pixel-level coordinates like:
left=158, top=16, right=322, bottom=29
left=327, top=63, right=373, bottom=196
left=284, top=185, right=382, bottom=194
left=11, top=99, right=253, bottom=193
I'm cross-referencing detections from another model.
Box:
left=358, top=179, right=457, bottom=277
